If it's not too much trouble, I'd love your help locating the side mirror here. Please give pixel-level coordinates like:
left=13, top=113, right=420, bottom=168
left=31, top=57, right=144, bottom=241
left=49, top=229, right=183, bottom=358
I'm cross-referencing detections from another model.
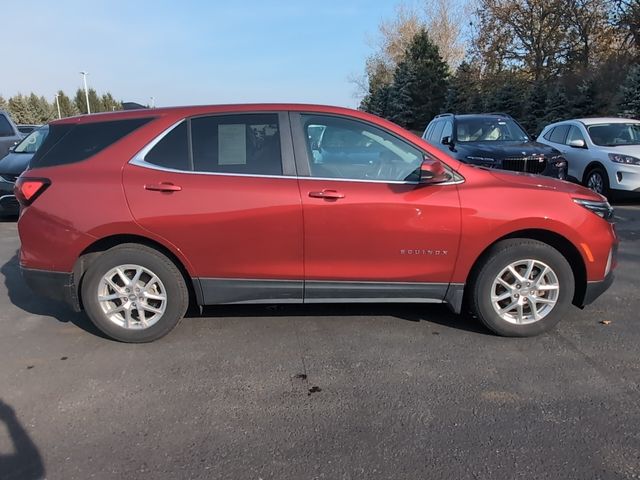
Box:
left=419, top=157, right=450, bottom=184
left=568, top=139, right=586, bottom=149
left=441, top=136, right=452, bottom=146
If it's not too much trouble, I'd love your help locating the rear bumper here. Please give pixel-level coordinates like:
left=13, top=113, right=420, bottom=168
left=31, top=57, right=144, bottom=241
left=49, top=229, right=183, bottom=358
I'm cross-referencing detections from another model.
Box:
left=582, top=271, right=615, bottom=307
left=21, top=266, right=81, bottom=311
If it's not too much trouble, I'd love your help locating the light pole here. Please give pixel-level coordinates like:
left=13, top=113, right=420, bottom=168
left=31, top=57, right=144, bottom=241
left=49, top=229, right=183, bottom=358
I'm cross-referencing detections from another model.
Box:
left=54, top=93, right=61, bottom=119
left=150, top=96, right=155, bottom=109
left=80, top=71, right=91, bottom=114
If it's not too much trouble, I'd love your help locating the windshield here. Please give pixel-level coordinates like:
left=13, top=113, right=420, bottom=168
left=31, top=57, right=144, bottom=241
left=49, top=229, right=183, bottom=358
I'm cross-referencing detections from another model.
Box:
left=456, top=117, right=529, bottom=143
left=14, top=126, right=49, bottom=154
left=587, top=123, right=640, bottom=146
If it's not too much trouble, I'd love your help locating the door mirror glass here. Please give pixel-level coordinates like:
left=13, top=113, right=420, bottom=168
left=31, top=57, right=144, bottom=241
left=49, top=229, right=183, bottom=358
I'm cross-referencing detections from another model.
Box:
left=419, top=157, right=450, bottom=184
left=568, top=138, right=586, bottom=149
left=441, top=136, right=452, bottom=146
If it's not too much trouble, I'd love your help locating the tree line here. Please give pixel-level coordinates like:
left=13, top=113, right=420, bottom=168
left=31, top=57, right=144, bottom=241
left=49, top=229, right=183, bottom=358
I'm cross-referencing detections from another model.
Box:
left=359, top=0, right=640, bottom=135
left=0, top=89, right=122, bottom=125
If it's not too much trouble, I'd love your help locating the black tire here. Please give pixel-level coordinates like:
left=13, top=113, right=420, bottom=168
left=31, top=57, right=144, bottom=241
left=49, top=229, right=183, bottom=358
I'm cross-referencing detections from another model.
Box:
left=470, top=239, right=574, bottom=337
left=584, top=166, right=610, bottom=199
left=80, top=244, right=189, bottom=343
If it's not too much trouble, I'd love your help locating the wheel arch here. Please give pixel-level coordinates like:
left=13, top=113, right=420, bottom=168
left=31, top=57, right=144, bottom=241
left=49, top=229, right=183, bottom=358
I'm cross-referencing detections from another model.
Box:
left=72, top=234, right=202, bottom=311
left=582, top=161, right=608, bottom=184
left=465, top=228, right=587, bottom=308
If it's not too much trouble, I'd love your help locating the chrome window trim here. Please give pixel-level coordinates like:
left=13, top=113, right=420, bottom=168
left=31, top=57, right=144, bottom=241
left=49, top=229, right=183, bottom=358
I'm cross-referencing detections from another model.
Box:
left=129, top=116, right=464, bottom=186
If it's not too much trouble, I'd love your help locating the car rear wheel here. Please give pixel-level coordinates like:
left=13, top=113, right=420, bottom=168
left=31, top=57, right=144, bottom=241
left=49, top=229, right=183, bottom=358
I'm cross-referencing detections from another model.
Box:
left=81, top=244, right=189, bottom=342
left=584, top=166, right=610, bottom=198
left=470, top=239, right=574, bottom=337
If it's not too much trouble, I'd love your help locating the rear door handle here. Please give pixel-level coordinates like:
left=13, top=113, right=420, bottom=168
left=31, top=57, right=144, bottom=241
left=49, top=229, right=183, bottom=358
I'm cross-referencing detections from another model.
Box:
left=308, top=189, right=345, bottom=200
left=144, top=183, right=182, bottom=192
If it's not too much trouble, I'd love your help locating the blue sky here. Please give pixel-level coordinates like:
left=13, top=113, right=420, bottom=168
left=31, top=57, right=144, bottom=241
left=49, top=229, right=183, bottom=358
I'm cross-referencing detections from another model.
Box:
left=2, top=0, right=404, bottom=108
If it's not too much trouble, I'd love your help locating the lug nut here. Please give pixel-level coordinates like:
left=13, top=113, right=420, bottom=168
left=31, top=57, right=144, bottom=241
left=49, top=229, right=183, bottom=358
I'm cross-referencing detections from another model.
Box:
left=516, top=284, right=521, bottom=289
left=514, top=293, right=519, bottom=298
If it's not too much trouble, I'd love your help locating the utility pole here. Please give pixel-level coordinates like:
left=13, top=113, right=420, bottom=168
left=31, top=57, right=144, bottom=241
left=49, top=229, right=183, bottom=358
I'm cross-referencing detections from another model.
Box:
left=54, top=93, right=61, bottom=119
left=150, top=96, right=155, bottom=109
left=80, top=71, right=91, bottom=114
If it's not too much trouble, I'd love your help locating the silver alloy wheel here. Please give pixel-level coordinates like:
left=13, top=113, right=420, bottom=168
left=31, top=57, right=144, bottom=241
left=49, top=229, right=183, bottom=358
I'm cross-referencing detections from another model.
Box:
left=490, top=259, right=560, bottom=325
left=587, top=171, right=604, bottom=194
left=97, top=264, right=167, bottom=330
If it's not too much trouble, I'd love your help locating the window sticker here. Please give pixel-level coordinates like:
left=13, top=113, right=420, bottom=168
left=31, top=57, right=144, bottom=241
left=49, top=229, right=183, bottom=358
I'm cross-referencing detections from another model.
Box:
left=218, top=124, right=246, bottom=165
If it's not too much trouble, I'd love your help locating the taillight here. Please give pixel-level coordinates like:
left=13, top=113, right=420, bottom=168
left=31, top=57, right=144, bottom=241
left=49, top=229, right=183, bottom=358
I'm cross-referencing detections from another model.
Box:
left=14, top=177, right=50, bottom=206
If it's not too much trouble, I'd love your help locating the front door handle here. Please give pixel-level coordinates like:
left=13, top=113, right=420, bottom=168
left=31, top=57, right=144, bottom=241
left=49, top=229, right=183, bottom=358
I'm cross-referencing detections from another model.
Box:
left=308, top=189, right=345, bottom=200
left=144, top=182, right=182, bottom=192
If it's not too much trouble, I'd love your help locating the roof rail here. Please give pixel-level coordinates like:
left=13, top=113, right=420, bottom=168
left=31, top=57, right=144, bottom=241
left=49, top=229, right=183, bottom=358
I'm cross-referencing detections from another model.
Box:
left=434, top=113, right=455, bottom=118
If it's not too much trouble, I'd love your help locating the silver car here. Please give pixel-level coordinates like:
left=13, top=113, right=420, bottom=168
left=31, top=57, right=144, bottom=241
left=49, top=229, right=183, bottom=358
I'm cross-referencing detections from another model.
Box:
left=0, top=110, right=23, bottom=159
left=537, top=117, right=640, bottom=198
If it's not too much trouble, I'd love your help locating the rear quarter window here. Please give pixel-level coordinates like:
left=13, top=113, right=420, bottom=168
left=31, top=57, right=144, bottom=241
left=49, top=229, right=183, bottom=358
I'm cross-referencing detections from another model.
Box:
left=30, top=118, right=153, bottom=168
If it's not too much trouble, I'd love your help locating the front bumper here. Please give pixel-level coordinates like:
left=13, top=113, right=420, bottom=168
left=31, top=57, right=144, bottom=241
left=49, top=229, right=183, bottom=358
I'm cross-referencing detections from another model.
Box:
left=582, top=271, right=615, bottom=307
left=21, top=267, right=81, bottom=311
left=610, top=165, right=640, bottom=193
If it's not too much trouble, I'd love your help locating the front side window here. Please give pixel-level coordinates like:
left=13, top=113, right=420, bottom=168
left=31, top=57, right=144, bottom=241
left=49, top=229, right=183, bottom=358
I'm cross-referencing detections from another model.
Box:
left=14, top=126, right=49, bottom=154
left=565, top=125, right=585, bottom=145
left=0, top=115, right=14, bottom=137
left=430, top=120, right=445, bottom=143
left=455, top=117, right=529, bottom=142
left=301, top=114, right=423, bottom=182
left=191, top=114, right=282, bottom=175
left=587, top=123, right=640, bottom=146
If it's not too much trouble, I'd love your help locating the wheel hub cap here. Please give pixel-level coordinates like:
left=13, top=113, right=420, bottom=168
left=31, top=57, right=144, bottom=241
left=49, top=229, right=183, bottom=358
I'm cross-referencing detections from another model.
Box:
left=97, top=264, right=167, bottom=330
left=490, top=259, right=560, bottom=325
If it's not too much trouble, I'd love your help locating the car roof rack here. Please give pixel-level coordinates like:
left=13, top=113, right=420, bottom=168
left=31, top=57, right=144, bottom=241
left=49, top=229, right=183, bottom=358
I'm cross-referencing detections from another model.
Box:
left=434, top=113, right=455, bottom=118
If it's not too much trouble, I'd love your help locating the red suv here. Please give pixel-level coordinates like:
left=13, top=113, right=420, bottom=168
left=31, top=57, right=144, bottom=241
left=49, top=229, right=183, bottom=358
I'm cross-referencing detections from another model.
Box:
left=16, top=104, right=618, bottom=342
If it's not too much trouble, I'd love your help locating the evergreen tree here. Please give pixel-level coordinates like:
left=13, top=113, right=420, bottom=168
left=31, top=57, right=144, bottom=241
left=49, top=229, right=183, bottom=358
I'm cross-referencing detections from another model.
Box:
left=101, top=93, right=122, bottom=112
left=544, top=83, right=570, bottom=124
left=387, top=61, right=415, bottom=128
left=56, top=90, right=79, bottom=118
left=445, top=62, right=483, bottom=114
left=74, top=88, right=102, bottom=114
left=403, top=29, right=449, bottom=131
left=619, top=65, right=640, bottom=117
left=361, top=83, right=392, bottom=119
left=27, top=93, right=54, bottom=124
left=523, top=80, right=548, bottom=135
left=0, top=95, right=7, bottom=111
left=571, top=79, right=602, bottom=117
left=484, top=77, right=527, bottom=120
left=8, top=94, right=36, bottom=124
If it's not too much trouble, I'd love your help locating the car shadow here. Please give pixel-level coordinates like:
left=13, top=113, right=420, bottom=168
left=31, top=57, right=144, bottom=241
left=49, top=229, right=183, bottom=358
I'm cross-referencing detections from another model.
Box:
left=0, top=399, right=45, bottom=480
left=0, top=252, right=108, bottom=339
left=199, top=302, right=491, bottom=335
left=2, top=250, right=487, bottom=338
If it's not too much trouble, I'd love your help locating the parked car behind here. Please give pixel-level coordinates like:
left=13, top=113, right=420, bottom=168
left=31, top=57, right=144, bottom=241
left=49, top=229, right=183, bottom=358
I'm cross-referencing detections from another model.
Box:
left=0, top=125, right=48, bottom=216
left=423, top=113, right=567, bottom=179
left=16, top=105, right=617, bottom=343
left=0, top=110, right=22, bottom=159
left=537, top=118, right=640, bottom=198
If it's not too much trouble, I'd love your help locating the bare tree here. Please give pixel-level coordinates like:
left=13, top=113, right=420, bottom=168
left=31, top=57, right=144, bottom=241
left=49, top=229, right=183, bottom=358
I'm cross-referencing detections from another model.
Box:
left=423, top=0, right=468, bottom=68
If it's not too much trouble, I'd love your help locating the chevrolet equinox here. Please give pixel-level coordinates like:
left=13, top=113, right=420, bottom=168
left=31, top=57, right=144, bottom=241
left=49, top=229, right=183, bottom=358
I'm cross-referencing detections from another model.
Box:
left=16, top=104, right=618, bottom=342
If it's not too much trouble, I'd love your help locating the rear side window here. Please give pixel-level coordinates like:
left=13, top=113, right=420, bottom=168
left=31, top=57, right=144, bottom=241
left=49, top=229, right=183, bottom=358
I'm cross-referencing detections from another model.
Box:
left=548, top=125, right=569, bottom=144
left=144, top=122, right=190, bottom=170
left=191, top=114, right=282, bottom=175
left=30, top=118, right=152, bottom=168
left=0, top=114, right=14, bottom=137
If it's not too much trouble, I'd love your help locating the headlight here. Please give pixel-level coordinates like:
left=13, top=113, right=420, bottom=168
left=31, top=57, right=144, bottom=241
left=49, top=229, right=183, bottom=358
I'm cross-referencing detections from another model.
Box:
left=466, top=156, right=495, bottom=162
left=609, top=153, right=640, bottom=165
left=573, top=198, right=615, bottom=221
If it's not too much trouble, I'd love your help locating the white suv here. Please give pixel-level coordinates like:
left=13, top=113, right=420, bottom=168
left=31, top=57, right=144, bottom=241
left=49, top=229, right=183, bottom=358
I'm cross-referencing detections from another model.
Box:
left=537, top=117, right=640, bottom=198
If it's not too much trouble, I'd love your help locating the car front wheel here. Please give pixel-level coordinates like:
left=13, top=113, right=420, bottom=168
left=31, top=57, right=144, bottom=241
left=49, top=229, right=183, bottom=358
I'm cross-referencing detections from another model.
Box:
left=470, top=239, right=575, bottom=337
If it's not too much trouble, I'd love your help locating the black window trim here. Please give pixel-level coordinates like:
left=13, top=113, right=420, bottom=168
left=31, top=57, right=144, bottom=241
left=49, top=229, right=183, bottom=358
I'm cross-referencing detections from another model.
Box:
left=289, top=111, right=463, bottom=185
left=130, top=111, right=296, bottom=178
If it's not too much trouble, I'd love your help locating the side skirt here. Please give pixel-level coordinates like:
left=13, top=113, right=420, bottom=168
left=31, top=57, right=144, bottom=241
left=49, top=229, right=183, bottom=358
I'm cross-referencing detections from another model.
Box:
left=194, top=278, right=459, bottom=307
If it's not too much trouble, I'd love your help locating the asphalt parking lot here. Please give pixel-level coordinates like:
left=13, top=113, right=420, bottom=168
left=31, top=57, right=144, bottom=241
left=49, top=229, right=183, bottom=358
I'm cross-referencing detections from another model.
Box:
left=0, top=206, right=639, bottom=480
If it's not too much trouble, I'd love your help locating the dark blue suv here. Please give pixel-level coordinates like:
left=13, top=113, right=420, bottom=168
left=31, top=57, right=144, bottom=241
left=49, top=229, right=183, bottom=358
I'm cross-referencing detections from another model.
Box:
left=422, top=113, right=567, bottom=179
